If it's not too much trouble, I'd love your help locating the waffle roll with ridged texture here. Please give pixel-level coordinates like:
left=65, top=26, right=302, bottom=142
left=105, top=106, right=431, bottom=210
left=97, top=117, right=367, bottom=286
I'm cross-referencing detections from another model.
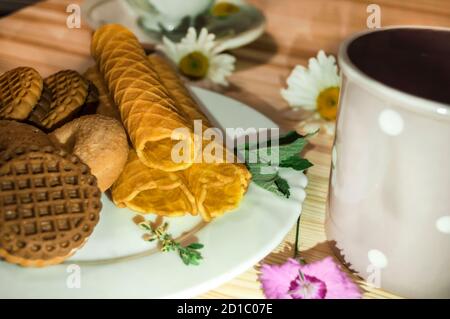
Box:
left=83, top=66, right=121, bottom=121
left=111, top=150, right=196, bottom=217
left=148, top=54, right=251, bottom=221
left=147, top=55, right=211, bottom=126
left=91, top=24, right=194, bottom=171
left=186, top=163, right=251, bottom=221
left=0, top=121, right=101, bottom=267
left=148, top=54, right=233, bottom=163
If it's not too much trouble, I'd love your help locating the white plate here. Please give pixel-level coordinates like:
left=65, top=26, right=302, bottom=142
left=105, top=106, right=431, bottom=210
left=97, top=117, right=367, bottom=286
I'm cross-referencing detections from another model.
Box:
left=81, top=0, right=266, bottom=51
left=0, top=87, right=307, bottom=298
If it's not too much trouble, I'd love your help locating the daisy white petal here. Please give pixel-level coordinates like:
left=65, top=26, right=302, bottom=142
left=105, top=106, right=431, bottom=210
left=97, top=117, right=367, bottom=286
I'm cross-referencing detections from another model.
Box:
left=282, top=66, right=318, bottom=109
left=197, top=28, right=215, bottom=52
left=181, top=27, right=198, bottom=46
left=281, top=50, right=341, bottom=121
left=281, top=89, right=316, bottom=110
left=208, top=53, right=236, bottom=86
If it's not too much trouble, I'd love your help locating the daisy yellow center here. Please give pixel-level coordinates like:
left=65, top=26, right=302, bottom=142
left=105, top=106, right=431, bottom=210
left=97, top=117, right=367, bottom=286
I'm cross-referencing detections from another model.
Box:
left=178, top=51, right=209, bottom=79
left=211, top=2, right=240, bottom=17
left=316, top=87, right=340, bottom=120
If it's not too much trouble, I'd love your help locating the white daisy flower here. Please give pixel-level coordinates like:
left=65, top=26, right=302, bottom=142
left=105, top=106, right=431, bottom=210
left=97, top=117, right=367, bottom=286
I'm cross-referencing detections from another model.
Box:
left=281, top=50, right=341, bottom=122
left=157, top=27, right=236, bottom=86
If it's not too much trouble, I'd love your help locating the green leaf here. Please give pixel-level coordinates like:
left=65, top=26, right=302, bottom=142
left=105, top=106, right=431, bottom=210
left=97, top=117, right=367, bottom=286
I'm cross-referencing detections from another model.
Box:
left=238, top=131, right=311, bottom=166
left=179, top=247, right=203, bottom=266
left=138, top=222, right=151, bottom=231
left=278, top=131, right=303, bottom=145
left=274, top=175, right=290, bottom=198
left=278, top=138, right=308, bottom=162
left=180, top=254, right=190, bottom=265
left=247, top=162, right=277, bottom=181
left=252, top=179, right=282, bottom=196
left=280, top=156, right=313, bottom=171
left=238, top=130, right=314, bottom=198
left=236, top=130, right=306, bottom=152
left=250, top=170, right=290, bottom=198
left=187, top=243, right=204, bottom=250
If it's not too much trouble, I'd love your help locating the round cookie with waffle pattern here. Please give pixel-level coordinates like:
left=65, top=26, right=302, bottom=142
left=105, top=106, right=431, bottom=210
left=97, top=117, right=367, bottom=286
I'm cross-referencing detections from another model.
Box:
left=0, top=121, right=102, bottom=267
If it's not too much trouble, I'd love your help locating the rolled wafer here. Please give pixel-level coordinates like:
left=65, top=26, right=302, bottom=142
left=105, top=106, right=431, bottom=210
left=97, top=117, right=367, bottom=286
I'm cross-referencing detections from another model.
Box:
left=111, top=55, right=250, bottom=220
left=111, top=150, right=196, bottom=217
left=147, top=54, right=251, bottom=221
left=91, top=24, right=194, bottom=172
left=186, top=163, right=251, bottom=221
left=148, top=54, right=228, bottom=162
left=147, top=55, right=211, bottom=126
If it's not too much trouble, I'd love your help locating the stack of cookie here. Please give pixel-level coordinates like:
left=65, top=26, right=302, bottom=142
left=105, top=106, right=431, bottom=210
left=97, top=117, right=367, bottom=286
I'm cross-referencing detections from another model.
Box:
left=0, top=66, right=129, bottom=267
left=0, top=67, right=98, bottom=130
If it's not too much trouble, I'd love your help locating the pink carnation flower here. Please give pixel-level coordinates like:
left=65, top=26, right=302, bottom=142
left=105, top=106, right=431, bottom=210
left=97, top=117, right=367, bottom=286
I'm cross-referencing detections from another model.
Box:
left=259, top=257, right=361, bottom=299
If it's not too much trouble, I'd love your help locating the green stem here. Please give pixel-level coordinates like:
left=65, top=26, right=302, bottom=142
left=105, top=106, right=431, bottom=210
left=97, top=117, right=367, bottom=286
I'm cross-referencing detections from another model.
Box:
left=293, top=215, right=301, bottom=259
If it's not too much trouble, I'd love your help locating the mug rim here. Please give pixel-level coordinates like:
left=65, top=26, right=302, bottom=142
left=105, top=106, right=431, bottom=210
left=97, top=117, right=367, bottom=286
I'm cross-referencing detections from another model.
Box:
left=339, top=25, right=450, bottom=119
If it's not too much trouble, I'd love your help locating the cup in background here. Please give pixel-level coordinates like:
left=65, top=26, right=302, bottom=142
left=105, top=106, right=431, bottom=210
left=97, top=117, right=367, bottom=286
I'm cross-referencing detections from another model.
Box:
left=127, top=0, right=213, bottom=31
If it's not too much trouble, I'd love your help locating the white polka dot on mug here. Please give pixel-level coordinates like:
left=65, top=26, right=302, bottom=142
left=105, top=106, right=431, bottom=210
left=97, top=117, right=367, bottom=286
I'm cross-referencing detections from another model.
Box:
left=378, top=109, right=404, bottom=136
left=368, top=249, right=388, bottom=269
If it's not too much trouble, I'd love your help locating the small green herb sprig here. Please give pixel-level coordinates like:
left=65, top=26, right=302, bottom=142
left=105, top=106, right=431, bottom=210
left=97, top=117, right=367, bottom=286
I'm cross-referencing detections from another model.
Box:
left=237, top=131, right=314, bottom=198
left=139, top=221, right=204, bottom=266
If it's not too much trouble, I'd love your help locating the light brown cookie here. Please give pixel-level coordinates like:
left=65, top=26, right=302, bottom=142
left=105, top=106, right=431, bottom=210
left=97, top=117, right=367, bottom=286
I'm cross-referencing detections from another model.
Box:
left=50, top=114, right=129, bottom=192
left=30, top=70, right=89, bottom=130
left=0, top=67, right=43, bottom=120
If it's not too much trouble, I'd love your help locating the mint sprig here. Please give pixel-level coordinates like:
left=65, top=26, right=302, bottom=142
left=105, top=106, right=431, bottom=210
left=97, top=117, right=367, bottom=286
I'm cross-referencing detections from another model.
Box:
left=139, top=221, right=204, bottom=266
left=237, top=131, right=313, bottom=198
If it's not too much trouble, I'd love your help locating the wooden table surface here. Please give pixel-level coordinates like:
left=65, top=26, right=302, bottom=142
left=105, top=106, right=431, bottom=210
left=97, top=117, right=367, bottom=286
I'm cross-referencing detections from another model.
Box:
left=1, top=0, right=449, bottom=299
